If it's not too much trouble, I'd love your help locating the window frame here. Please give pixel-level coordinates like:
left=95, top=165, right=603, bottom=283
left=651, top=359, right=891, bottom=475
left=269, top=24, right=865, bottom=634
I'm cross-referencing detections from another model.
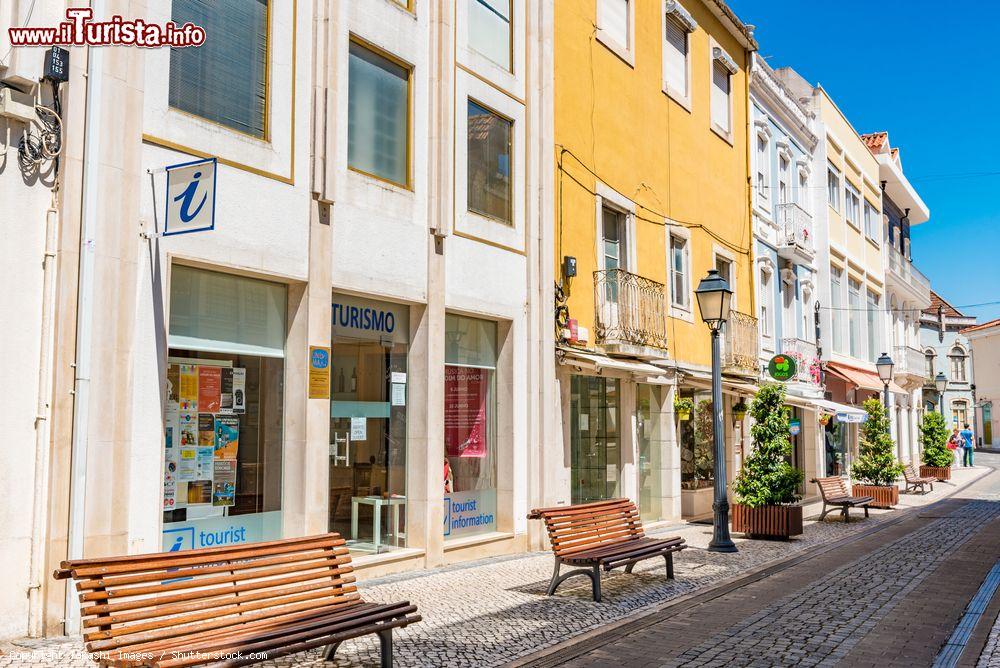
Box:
left=466, top=0, right=513, bottom=73
left=830, top=265, right=844, bottom=354
left=866, top=289, right=880, bottom=363
left=844, top=181, right=862, bottom=230
left=754, top=127, right=771, bottom=212
left=759, top=262, right=774, bottom=343
left=661, top=0, right=696, bottom=108
left=925, top=348, right=936, bottom=379
left=863, top=199, right=879, bottom=243
left=596, top=0, right=635, bottom=66
left=466, top=96, right=515, bottom=226
left=950, top=345, right=968, bottom=382
left=709, top=45, right=737, bottom=143
left=847, top=277, right=862, bottom=358
left=827, top=164, right=841, bottom=212
left=346, top=36, right=414, bottom=190
left=668, top=231, right=691, bottom=313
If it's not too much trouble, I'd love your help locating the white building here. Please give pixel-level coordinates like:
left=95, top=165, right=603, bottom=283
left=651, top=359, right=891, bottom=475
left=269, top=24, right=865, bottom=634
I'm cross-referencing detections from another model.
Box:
left=0, top=0, right=553, bottom=641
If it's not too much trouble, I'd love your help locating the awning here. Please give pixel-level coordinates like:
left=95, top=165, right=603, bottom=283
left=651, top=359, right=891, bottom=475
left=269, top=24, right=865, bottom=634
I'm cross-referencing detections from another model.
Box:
left=825, top=361, right=906, bottom=394
left=677, top=369, right=759, bottom=395
left=557, top=348, right=665, bottom=377
left=813, top=398, right=868, bottom=423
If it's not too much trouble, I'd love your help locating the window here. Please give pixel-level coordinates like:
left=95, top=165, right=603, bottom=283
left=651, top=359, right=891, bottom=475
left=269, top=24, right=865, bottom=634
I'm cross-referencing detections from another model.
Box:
left=827, top=165, right=841, bottom=211
left=679, top=390, right=714, bottom=489
left=831, top=267, right=844, bottom=353
left=348, top=41, right=410, bottom=186
left=778, top=155, right=790, bottom=205
left=952, top=401, right=969, bottom=428
left=468, top=0, right=512, bottom=71
left=444, top=314, right=498, bottom=539
left=759, top=267, right=773, bottom=338
left=755, top=135, right=769, bottom=208
left=801, top=287, right=813, bottom=342
left=845, top=183, right=861, bottom=228
left=571, top=376, right=622, bottom=503
left=864, top=201, right=879, bottom=241
left=664, top=14, right=689, bottom=97
left=848, top=278, right=862, bottom=358
left=866, top=290, right=880, bottom=362
left=925, top=349, right=935, bottom=379
left=711, top=59, right=732, bottom=134
left=950, top=346, right=967, bottom=382
left=602, top=206, right=627, bottom=302
left=597, top=0, right=630, bottom=49
left=669, top=235, right=689, bottom=308
left=797, top=171, right=808, bottom=208
left=715, top=256, right=733, bottom=288
left=467, top=99, right=513, bottom=224
left=169, top=0, right=269, bottom=138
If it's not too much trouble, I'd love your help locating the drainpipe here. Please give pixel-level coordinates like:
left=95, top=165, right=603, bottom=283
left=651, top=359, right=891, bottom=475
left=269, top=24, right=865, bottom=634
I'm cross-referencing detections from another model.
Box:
left=26, top=199, right=59, bottom=637
left=64, top=10, right=104, bottom=635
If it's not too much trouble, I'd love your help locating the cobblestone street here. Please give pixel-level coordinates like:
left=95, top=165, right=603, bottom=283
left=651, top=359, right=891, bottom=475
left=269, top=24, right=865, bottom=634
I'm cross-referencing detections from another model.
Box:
left=1, top=459, right=995, bottom=667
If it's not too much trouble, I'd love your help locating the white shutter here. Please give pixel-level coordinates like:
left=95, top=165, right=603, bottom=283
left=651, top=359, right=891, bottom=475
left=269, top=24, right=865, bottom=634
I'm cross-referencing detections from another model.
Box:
left=664, top=16, right=687, bottom=93
left=599, top=0, right=629, bottom=47
left=711, top=61, right=730, bottom=131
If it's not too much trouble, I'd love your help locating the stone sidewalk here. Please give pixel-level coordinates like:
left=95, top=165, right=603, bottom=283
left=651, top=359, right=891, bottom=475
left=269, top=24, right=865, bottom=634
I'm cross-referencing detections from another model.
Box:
left=0, top=465, right=990, bottom=668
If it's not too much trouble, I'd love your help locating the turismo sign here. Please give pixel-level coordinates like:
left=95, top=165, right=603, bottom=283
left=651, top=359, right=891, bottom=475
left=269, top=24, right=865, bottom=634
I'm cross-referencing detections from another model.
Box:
left=163, top=157, right=217, bottom=236
left=331, top=293, right=409, bottom=344
left=768, top=354, right=797, bottom=381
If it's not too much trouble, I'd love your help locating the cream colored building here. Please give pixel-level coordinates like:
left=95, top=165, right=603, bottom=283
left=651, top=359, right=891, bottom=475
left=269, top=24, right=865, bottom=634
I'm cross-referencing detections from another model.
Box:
left=0, top=0, right=553, bottom=640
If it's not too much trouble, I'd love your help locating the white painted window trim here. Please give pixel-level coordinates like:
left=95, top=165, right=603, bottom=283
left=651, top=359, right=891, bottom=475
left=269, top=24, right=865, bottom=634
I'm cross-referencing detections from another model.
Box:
left=596, top=0, right=636, bottom=67
left=827, top=162, right=841, bottom=213
left=667, top=223, right=693, bottom=321
left=844, top=181, right=862, bottom=231
left=594, top=181, right=638, bottom=273
left=712, top=244, right=737, bottom=308
left=754, top=121, right=772, bottom=213
left=709, top=41, right=737, bottom=144
left=757, top=256, right=775, bottom=349
left=661, top=0, right=696, bottom=110
left=457, top=0, right=527, bottom=101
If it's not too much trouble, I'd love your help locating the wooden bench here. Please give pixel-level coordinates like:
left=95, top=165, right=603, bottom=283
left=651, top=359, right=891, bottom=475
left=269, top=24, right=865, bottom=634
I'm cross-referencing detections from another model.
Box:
left=527, top=498, right=686, bottom=602
left=53, top=533, right=419, bottom=668
left=811, top=476, right=873, bottom=523
left=902, top=464, right=936, bottom=494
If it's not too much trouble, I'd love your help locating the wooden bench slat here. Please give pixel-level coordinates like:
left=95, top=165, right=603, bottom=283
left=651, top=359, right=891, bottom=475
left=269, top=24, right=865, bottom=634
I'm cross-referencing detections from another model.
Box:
left=811, top=477, right=872, bottom=524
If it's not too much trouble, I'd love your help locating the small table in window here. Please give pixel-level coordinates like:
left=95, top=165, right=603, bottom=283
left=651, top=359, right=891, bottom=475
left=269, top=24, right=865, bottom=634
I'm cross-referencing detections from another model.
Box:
left=350, top=495, right=406, bottom=553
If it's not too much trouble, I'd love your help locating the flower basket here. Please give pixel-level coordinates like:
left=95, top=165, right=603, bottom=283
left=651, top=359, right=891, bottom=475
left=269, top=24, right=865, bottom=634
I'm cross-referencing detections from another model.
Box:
left=818, top=413, right=832, bottom=426
left=919, top=465, right=951, bottom=482
left=732, top=503, right=803, bottom=539
left=851, top=484, right=899, bottom=509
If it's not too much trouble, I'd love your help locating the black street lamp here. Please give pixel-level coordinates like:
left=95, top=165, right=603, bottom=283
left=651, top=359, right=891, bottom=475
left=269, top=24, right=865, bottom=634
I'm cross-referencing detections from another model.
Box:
left=935, top=372, right=948, bottom=415
left=694, top=269, right=736, bottom=553
left=875, top=352, right=894, bottom=410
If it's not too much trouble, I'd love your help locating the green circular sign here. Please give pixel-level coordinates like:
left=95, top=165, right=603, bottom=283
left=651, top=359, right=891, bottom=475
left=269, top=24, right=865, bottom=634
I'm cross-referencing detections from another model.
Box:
left=768, top=354, right=797, bottom=381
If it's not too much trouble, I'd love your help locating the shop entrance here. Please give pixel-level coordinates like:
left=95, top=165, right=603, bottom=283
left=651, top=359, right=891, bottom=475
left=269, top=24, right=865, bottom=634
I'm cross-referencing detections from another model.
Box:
left=570, top=375, right=621, bottom=504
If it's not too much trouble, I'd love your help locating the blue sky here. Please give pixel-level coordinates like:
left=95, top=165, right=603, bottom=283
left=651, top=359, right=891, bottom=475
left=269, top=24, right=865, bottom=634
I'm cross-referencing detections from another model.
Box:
left=729, top=0, right=999, bottom=322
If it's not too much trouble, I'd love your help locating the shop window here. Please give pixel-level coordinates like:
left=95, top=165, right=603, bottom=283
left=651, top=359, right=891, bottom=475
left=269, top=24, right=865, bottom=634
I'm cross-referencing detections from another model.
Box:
left=824, top=418, right=849, bottom=477
left=169, top=0, right=269, bottom=139
left=445, top=314, right=498, bottom=538
left=679, top=390, right=714, bottom=490
left=330, top=294, right=410, bottom=555
left=162, top=266, right=286, bottom=550
left=570, top=375, right=621, bottom=504
left=467, top=99, right=513, bottom=224
left=469, top=0, right=512, bottom=71
left=952, top=401, right=969, bottom=428
left=348, top=40, right=411, bottom=186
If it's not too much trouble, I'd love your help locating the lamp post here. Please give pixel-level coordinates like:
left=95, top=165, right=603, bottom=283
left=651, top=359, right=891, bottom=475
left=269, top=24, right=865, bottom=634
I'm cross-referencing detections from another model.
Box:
left=875, top=352, right=894, bottom=410
left=935, top=372, right=948, bottom=416
left=694, top=269, right=736, bottom=553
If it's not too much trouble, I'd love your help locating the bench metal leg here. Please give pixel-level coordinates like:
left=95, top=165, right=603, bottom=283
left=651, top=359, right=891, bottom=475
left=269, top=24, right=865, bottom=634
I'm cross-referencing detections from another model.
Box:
left=322, top=641, right=342, bottom=661
left=625, top=561, right=635, bottom=574
left=818, top=502, right=830, bottom=521
left=591, top=565, right=602, bottom=603
left=547, top=560, right=602, bottom=602
left=864, top=506, right=869, bottom=518
left=842, top=506, right=850, bottom=523
left=378, top=629, right=393, bottom=668
left=665, top=553, right=675, bottom=579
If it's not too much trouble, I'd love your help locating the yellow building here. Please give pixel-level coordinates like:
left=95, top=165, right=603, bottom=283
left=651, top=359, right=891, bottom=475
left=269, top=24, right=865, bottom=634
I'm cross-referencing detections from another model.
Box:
left=548, top=0, right=757, bottom=523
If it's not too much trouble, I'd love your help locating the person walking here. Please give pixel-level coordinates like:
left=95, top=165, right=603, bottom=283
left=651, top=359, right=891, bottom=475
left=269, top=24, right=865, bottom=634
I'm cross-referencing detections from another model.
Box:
left=948, top=427, right=963, bottom=467
left=960, top=423, right=975, bottom=467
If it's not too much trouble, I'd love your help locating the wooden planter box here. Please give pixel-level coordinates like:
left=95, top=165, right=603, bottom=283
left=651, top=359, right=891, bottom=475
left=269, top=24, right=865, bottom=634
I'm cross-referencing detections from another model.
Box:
left=852, top=484, right=899, bottom=509
left=732, top=504, right=803, bottom=539
left=919, top=465, right=952, bottom=482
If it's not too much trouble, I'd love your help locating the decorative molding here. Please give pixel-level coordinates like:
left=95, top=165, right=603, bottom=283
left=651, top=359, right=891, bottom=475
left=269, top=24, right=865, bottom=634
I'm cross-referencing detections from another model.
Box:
left=757, top=255, right=776, bottom=275
left=665, top=0, right=697, bottom=32
left=713, top=47, right=738, bottom=74
left=780, top=267, right=797, bottom=286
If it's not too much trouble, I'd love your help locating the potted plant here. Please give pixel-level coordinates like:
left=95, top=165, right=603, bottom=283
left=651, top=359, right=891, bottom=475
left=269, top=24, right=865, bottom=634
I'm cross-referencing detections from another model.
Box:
left=733, top=399, right=749, bottom=422
left=732, top=384, right=805, bottom=539
left=674, top=396, right=694, bottom=421
left=850, top=398, right=903, bottom=508
left=818, top=412, right=832, bottom=426
left=919, top=411, right=953, bottom=481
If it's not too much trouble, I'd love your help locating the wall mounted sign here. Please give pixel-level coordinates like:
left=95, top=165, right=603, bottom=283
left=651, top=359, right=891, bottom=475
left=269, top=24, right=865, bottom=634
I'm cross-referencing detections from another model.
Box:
left=163, top=157, right=217, bottom=236
left=768, top=354, right=797, bottom=381
left=308, top=346, right=331, bottom=399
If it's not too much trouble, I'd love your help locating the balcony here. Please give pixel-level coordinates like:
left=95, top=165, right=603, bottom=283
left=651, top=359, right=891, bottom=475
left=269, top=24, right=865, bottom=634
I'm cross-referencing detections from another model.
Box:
left=780, top=337, right=822, bottom=387
left=893, top=345, right=926, bottom=389
left=776, top=203, right=814, bottom=264
left=593, top=269, right=668, bottom=355
left=887, top=244, right=931, bottom=296
left=722, top=311, right=759, bottom=376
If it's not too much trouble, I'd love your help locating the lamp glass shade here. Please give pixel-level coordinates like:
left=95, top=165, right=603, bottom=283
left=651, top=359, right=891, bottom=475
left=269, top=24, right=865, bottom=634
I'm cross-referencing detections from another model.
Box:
left=875, top=352, right=894, bottom=382
left=695, top=269, right=733, bottom=330
left=935, top=372, right=948, bottom=393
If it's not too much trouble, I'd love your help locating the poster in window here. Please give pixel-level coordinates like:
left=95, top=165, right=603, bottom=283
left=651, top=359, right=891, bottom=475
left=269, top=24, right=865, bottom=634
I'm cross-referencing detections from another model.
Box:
left=232, top=368, right=246, bottom=413
left=167, top=364, right=180, bottom=403
left=179, top=364, right=198, bottom=412
left=444, top=365, right=488, bottom=458
left=220, top=367, right=234, bottom=413
left=212, top=460, right=236, bottom=506
left=214, top=415, right=239, bottom=460
left=198, top=366, right=222, bottom=413
left=198, top=413, right=215, bottom=447
left=187, top=480, right=212, bottom=505
left=177, top=411, right=198, bottom=481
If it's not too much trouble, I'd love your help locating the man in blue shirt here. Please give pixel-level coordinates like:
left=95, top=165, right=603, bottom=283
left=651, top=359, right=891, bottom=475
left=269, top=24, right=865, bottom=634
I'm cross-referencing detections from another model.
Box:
left=960, top=423, right=975, bottom=467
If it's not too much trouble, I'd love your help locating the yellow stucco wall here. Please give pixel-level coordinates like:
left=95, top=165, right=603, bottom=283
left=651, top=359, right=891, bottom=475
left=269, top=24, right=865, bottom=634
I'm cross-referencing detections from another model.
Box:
left=554, top=0, right=753, bottom=368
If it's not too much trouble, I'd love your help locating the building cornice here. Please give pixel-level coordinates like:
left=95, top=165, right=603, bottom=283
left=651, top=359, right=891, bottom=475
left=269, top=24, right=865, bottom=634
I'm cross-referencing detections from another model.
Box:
left=750, top=55, right=818, bottom=151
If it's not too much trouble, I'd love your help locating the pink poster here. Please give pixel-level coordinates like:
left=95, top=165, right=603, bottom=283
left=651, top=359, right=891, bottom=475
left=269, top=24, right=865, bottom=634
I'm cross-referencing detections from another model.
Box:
left=198, top=365, right=222, bottom=413
left=444, top=365, right=488, bottom=458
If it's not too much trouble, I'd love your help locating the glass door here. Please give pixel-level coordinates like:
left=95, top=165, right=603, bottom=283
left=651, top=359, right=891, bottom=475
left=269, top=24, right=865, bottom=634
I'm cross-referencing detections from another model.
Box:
left=636, top=384, right=663, bottom=522
left=571, top=375, right=621, bottom=504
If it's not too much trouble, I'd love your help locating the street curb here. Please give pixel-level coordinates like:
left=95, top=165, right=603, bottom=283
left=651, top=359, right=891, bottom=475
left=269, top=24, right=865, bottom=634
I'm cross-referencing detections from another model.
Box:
left=507, top=464, right=996, bottom=668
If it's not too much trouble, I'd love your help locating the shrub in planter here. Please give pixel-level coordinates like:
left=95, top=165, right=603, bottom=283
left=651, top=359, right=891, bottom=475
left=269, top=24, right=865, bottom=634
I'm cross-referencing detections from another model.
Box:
left=919, top=411, right=953, bottom=481
left=851, top=398, right=903, bottom=508
left=733, top=383, right=804, bottom=538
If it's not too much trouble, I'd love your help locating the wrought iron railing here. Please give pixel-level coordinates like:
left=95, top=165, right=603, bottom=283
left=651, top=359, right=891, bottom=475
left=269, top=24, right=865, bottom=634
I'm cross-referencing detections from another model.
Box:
left=722, top=311, right=759, bottom=375
left=593, top=269, right=669, bottom=350
left=780, top=337, right=821, bottom=386
left=777, top=202, right=814, bottom=254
